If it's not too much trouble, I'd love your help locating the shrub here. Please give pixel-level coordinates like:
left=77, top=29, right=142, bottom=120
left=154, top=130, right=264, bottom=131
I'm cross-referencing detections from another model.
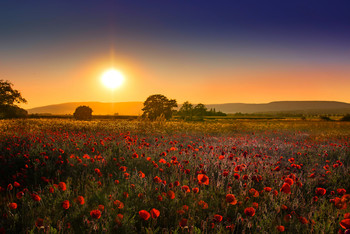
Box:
left=73, top=106, right=92, bottom=120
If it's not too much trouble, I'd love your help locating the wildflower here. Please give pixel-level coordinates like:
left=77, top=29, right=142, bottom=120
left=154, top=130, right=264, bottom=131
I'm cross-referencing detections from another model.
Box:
left=32, top=194, right=41, bottom=202
left=58, top=182, right=67, bottom=191
left=113, top=200, right=124, bottom=209
left=340, top=219, right=350, bottom=229
left=62, top=200, right=70, bottom=209
left=181, top=185, right=191, bottom=193
left=315, top=188, right=326, bottom=196
left=76, top=196, right=85, bottom=205
left=226, top=194, right=237, bottom=205
left=35, top=218, right=44, bottom=228
left=139, top=210, right=151, bottom=220
left=98, top=204, right=104, bottom=212
left=9, top=203, right=17, bottom=210
left=197, top=174, right=209, bottom=185
left=90, top=209, right=101, bottom=219
left=167, top=190, right=175, bottom=199
left=150, top=208, right=160, bottom=219
left=213, top=214, right=223, bottom=222
left=277, top=225, right=285, bottom=232
left=281, top=183, right=291, bottom=194
left=192, top=187, right=199, bottom=193
left=244, top=207, right=255, bottom=217
left=179, top=218, right=188, bottom=228
left=115, top=213, right=123, bottom=225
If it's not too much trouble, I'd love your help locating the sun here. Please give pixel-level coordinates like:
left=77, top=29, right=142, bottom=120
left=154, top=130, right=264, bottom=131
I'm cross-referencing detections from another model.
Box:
left=101, top=68, right=124, bottom=89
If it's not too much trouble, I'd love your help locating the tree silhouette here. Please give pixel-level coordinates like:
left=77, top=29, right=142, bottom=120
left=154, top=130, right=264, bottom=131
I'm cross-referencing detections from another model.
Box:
left=0, top=80, right=27, bottom=118
left=178, top=101, right=193, bottom=120
left=142, top=94, right=177, bottom=120
left=74, top=106, right=93, bottom=120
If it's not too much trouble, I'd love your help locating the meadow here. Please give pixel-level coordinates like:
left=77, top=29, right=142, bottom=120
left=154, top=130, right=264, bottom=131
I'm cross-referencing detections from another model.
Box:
left=0, top=119, right=350, bottom=233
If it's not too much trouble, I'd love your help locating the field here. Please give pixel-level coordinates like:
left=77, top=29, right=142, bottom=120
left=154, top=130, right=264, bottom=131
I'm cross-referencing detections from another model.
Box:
left=1, top=119, right=350, bottom=233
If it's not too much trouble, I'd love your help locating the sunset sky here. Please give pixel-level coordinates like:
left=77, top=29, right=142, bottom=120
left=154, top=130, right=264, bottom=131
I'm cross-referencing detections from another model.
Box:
left=1, top=1, right=350, bottom=109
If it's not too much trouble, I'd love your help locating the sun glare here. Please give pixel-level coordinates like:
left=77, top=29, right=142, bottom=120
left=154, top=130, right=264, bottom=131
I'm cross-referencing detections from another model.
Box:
left=101, top=68, right=124, bottom=89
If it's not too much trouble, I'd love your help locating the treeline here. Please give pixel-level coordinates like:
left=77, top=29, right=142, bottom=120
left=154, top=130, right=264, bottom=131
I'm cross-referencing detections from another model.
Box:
left=174, top=101, right=226, bottom=120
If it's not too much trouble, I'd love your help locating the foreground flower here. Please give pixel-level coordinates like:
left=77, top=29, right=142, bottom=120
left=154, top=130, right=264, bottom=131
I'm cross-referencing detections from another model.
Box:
left=244, top=207, right=256, bottom=217
left=35, top=218, right=44, bottom=228
left=139, top=210, right=151, bottom=220
left=281, top=183, right=291, bottom=194
left=277, top=225, right=285, bottom=232
left=90, top=209, right=102, bottom=219
left=150, top=208, right=160, bottom=219
left=226, top=194, right=237, bottom=205
left=32, top=194, right=41, bottom=202
left=213, top=214, right=223, bottom=222
left=198, top=174, right=209, bottom=185
left=76, top=196, right=85, bottom=205
left=179, top=218, right=188, bottom=228
left=340, top=219, right=350, bottom=229
left=62, top=200, right=70, bottom=209
left=9, top=203, right=17, bottom=210
left=58, top=182, right=67, bottom=191
left=315, top=188, right=326, bottom=196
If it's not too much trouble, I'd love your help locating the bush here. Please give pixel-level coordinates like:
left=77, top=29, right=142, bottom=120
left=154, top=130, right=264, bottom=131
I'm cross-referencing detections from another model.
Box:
left=340, top=114, right=350, bottom=121
left=73, top=106, right=93, bottom=120
left=0, top=105, right=28, bottom=119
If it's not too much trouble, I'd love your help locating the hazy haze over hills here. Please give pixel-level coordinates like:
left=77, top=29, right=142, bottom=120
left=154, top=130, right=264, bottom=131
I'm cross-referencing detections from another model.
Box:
left=27, top=101, right=350, bottom=115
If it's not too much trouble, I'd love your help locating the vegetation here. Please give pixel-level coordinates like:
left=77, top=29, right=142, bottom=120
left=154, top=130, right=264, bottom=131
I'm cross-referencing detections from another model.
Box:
left=177, top=101, right=226, bottom=120
left=142, top=94, right=177, bottom=120
left=341, top=114, right=350, bottom=122
left=73, top=106, right=93, bottom=120
left=0, top=119, right=350, bottom=233
left=0, top=80, right=27, bottom=119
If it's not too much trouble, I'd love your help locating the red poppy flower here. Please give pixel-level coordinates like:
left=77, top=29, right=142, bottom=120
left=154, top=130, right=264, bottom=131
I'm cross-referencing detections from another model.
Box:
left=35, top=218, right=44, bottom=228
left=167, top=190, right=175, bottom=199
left=340, top=219, right=350, bottom=229
left=114, top=200, right=124, bottom=209
left=181, top=185, right=190, bottom=193
left=115, top=213, right=123, bottom=225
left=9, top=203, right=17, bottom=210
left=76, top=196, right=85, bottom=205
left=16, top=191, right=24, bottom=199
left=197, top=174, right=209, bottom=185
left=280, top=183, right=291, bottom=194
left=90, top=209, right=101, bottom=219
left=179, top=218, right=188, bottom=228
left=62, top=200, right=70, bottom=209
left=277, top=225, right=285, bottom=232
left=213, top=214, right=223, bottom=222
left=284, top=178, right=294, bottom=185
left=58, top=182, right=67, bottom=191
left=315, top=188, right=326, bottom=196
left=98, top=204, right=104, bottom=212
left=264, top=187, right=272, bottom=192
left=192, top=187, right=199, bottom=193
left=32, top=194, right=41, bottom=202
left=150, top=208, right=160, bottom=219
left=244, top=207, right=255, bottom=217
left=139, top=210, right=151, bottom=220
left=226, top=194, right=237, bottom=205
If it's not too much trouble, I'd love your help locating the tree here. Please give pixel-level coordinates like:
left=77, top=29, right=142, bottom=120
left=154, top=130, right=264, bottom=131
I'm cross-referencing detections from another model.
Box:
left=193, top=103, right=207, bottom=117
left=0, top=80, right=27, bottom=118
left=74, top=106, right=93, bottom=120
left=142, top=94, right=177, bottom=120
left=178, top=101, right=193, bottom=120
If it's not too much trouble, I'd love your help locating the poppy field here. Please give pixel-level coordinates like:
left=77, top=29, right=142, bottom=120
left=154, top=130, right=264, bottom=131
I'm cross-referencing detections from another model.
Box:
left=1, top=119, right=350, bottom=233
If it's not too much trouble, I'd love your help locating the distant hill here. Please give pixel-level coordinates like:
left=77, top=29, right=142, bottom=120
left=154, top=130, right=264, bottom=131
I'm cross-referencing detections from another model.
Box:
left=27, top=101, right=350, bottom=115
left=206, top=101, right=350, bottom=114
left=27, top=102, right=144, bottom=115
